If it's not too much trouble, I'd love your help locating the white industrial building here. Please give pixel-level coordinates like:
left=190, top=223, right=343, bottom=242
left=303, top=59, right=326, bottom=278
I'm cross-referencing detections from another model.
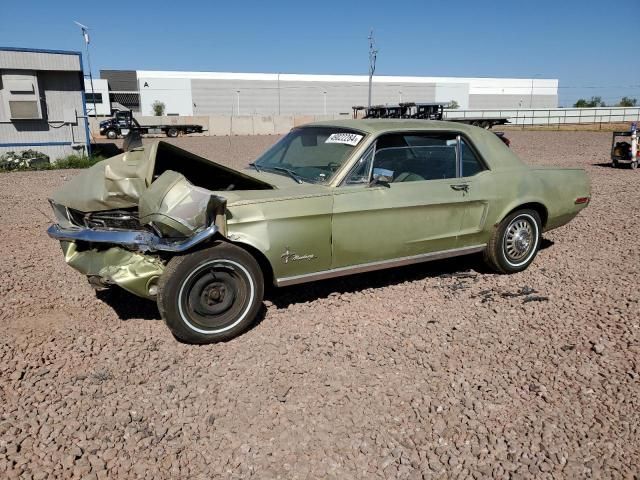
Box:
left=101, top=69, right=559, bottom=116
left=83, top=78, right=111, bottom=116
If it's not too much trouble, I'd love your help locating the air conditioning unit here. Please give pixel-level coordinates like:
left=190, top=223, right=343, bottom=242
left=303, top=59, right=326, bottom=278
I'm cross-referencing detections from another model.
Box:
left=4, top=75, right=42, bottom=120
left=9, top=100, right=40, bottom=119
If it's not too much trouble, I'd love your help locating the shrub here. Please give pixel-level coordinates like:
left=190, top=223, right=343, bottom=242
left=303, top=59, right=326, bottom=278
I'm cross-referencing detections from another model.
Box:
left=573, top=97, right=606, bottom=108
left=0, top=150, right=104, bottom=172
left=52, top=154, right=105, bottom=169
left=618, top=97, right=637, bottom=107
left=152, top=101, right=166, bottom=116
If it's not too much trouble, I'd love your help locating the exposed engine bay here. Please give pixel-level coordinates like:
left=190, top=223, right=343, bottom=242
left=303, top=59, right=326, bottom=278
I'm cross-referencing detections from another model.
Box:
left=47, top=141, right=275, bottom=298
left=50, top=141, right=273, bottom=237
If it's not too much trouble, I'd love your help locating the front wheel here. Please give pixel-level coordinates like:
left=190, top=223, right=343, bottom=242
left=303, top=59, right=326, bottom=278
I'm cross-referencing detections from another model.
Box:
left=106, top=129, right=118, bottom=140
left=157, top=242, right=264, bottom=344
left=484, top=209, right=541, bottom=273
left=166, top=127, right=179, bottom=138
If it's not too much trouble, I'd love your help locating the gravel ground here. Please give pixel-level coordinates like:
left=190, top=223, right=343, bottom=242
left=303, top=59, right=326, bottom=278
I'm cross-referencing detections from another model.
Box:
left=1, top=131, right=639, bottom=479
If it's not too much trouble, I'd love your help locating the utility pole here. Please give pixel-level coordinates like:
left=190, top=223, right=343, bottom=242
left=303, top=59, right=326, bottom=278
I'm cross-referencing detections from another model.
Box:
left=74, top=21, right=97, bottom=119
left=530, top=78, right=534, bottom=109
left=530, top=73, right=542, bottom=109
left=367, top=30, right=378, bottom=109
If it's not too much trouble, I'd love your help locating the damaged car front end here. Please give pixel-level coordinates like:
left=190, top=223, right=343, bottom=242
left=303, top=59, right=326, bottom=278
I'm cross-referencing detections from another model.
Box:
left=47, top=141, right=272, bottom=299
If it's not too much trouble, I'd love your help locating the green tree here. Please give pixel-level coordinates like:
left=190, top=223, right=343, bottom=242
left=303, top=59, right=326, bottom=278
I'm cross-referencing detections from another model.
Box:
left=618, top=97, right=637, bottom=107
left=152, top=101, right=166, bottom=116
left=573, top=96, right=606, bottom=108
left=448, top=100, right=459, bottom=109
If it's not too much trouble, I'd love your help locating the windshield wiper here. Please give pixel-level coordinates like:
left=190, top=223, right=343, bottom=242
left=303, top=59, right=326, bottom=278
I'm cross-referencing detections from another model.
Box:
left=266, top=166, right=304, bottom=184
left=249, top=162, right=262, bottom=172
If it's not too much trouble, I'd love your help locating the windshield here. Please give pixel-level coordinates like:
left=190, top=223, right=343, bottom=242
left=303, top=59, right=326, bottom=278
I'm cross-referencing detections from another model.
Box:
left=253, top=127, right=365, bottom=183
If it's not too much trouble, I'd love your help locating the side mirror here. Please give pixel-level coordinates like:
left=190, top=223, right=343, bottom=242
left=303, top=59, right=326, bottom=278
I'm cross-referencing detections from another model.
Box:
left=368, top=167, right=393, bottom=187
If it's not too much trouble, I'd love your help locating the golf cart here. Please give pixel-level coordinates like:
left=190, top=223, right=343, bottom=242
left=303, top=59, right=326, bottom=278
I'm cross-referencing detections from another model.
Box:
left=611, top=129, right=638, bottom=169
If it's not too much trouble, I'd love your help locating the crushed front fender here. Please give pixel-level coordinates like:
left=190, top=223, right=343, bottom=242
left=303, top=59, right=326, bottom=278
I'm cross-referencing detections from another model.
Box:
left=60, top=241, right=165, bottom=299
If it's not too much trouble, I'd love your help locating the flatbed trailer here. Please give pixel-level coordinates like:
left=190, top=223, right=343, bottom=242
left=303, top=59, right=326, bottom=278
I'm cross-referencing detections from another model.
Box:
left=352, top=102, right=510, bottom=129
left=445, top=116, right=510, bottom=129
left=99, top=111, right=205, bottom=139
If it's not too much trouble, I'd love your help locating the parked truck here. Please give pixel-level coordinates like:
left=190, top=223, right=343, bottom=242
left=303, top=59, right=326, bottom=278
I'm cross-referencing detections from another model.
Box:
left=99, top=111, right=205, bottom=139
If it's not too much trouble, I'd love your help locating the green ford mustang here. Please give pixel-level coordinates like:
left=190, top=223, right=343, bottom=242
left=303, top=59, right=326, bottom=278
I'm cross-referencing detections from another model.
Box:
left=47, top=120, right=590, bottom=343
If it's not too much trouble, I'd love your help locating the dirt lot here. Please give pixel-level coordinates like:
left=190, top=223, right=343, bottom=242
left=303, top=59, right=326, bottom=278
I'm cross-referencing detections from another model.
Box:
left=1, top=131, right=638, bottom=479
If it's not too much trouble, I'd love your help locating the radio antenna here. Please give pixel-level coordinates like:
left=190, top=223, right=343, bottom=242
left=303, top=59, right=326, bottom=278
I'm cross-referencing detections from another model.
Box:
left=367, top=29, right=378, bottom=109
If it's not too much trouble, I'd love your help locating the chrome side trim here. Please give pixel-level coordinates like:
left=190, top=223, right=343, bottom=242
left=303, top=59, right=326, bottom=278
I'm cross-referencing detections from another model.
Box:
left=276, top=244, right=486, bottom=287
left=47, top=224, right=218, bottom=253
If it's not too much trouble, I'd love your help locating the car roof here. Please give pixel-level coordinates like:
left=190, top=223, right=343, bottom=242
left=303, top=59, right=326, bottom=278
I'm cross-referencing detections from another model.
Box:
left=304, top=118, right=526, bottom=172
left=304, top=119, right=480, bottom=135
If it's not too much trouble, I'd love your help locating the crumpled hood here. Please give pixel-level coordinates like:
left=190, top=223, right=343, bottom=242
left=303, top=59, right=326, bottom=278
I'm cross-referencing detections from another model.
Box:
left=51, top=141, right=275, bottom=213
left=51, top=147, right=152, bottom=212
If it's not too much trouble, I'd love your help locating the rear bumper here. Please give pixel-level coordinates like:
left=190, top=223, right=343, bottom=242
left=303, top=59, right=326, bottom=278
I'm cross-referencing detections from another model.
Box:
left=46, top=224, right=218, bottom=253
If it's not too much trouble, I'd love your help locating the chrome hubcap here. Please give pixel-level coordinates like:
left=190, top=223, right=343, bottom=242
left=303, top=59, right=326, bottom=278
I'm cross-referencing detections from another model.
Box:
left=504, top=218, right=533, bottom=261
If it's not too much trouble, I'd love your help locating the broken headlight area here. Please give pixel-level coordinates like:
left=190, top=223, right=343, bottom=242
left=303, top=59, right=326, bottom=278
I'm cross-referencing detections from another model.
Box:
left=67, top=208, right=142, bottom=230
left=49, top=201, right=144, bottom=232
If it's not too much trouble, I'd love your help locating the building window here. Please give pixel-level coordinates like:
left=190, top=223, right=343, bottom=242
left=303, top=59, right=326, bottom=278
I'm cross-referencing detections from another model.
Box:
left=2, top=72, right=42, bottom=120
left=85, top=92, right=103, bottom=104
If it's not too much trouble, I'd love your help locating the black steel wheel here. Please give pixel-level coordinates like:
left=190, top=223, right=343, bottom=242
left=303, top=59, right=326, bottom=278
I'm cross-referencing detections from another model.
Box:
left=158, top=242, right=264, bottom=344
left=484, top=209, right=541, bottom=273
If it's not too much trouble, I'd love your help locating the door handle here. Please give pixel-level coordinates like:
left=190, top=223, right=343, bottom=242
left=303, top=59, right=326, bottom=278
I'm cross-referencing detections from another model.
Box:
left=450, top=183, right=469, bottom=192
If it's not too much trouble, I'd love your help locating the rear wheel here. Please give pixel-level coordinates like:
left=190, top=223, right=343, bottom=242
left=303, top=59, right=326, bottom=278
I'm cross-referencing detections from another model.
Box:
left=158, top=242, right=264, bottom=344
left=484, top=209, right=541, bottom=273
left=631, top=161, right=638, bottom=170
left=166, top=127, right=179, bottom=138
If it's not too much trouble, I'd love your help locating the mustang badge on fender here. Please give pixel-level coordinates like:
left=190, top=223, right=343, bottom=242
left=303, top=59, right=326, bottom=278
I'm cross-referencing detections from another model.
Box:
left=281, top=247, right=317, bottom=264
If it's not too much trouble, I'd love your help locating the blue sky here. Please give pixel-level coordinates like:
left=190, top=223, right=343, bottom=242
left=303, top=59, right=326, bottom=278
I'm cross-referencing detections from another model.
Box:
left=2, top=0, right=638, bottom=106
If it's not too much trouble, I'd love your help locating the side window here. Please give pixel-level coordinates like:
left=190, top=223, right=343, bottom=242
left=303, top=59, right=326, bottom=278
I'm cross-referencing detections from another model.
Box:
left=460, top=139, right=485, bottom=177
left=374, top=133, right=458, bottom=182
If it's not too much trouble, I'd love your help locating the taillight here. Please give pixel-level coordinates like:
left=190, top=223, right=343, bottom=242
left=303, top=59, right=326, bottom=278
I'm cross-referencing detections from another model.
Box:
left=575, top=197, right=590, bottom=204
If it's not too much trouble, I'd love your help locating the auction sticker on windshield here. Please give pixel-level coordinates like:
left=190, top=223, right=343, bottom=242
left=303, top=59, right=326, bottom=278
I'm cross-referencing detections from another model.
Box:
left=325, top=133, right=363, bottom=146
